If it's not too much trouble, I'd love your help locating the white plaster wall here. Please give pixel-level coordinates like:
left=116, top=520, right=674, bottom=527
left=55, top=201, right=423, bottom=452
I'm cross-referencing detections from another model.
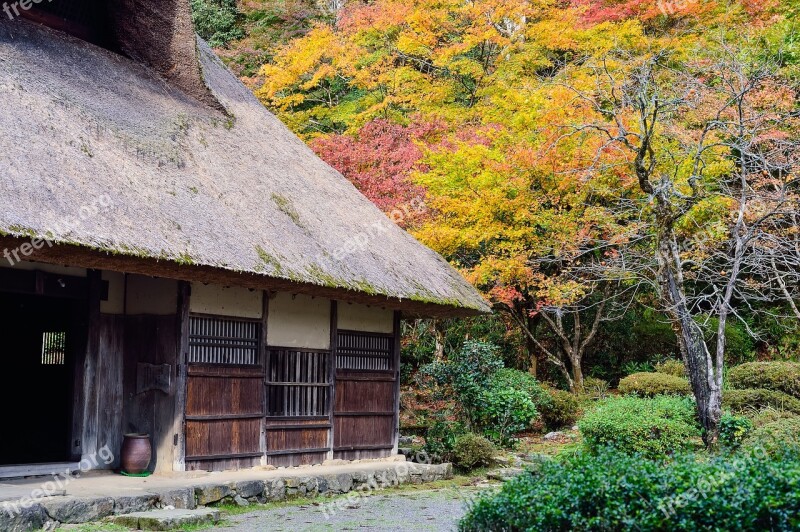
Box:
left=125, top=275, right=178, bottom=315
left=1, top=260, right=87, bottom=277
left=100, top=271, right=125, bottom=315
left=190, top=283, right=263, bottom=319
left=338, top=302, right=394, bottom=333
left=267, top=292, right=331, bottom=349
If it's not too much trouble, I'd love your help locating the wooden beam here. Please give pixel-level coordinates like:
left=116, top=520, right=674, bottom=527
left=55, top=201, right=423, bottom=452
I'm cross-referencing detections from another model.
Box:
left=266, top=447, right=330, bottom=457
left=0, top=236, right=485, bottom=319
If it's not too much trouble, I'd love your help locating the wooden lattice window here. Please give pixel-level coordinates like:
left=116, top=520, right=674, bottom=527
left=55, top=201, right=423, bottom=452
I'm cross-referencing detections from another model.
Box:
left=336, top=331, right=393, bottom=371
left=188, top=315, right=260, bottom=365
left=41, top=331, right=66, bottom=365
left=266, top=349, right=331, bottom=417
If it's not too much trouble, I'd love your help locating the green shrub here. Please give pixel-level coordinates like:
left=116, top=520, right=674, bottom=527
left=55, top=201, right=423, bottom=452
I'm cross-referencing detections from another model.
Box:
left=722, top=388, right=800, bottom=415
left=452, top=433, right=496, bottom=470
left=582, top=376, right=610, bottom=399
left=728, top=362, right=800, bottom=398
left=742, top=417, right=800, bottom=454
left=655, top=359, right=686, bottom=377
left=419, top=343, right=539, bottom=445
left=719, top=413, right=753, bottom=449
left=475, top=384, right=537, bottom=445
left=618, top=372, right=691, bottom=397
left=459, top=448, right=800, bottom=531
left=578, top=395, right=700, bottom=458
left=539, top=388, right=580, bottom=429
left=190, top=0, right=244, bottom=47
left=494, top=368, right=551, bottom=407
left=749, top=408, right=798, bottom=428
left=424, top=420, right=465, bottom=460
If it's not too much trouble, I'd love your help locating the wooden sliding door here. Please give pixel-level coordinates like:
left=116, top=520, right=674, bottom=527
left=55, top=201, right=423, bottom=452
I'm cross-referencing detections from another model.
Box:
left=184, top=315, right=265, bottom=471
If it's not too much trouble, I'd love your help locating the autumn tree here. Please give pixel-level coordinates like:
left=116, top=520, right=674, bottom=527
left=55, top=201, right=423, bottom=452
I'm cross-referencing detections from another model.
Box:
left=565, top=44, right=800, bottom=443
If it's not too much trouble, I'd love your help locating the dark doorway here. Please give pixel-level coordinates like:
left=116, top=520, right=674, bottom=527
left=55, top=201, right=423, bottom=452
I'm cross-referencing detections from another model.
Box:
left=0, top=293, right=86, bottom=465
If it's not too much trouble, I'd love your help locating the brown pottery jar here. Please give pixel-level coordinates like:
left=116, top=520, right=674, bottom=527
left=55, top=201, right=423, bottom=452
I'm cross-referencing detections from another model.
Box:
left=120, top=433, right=152, bottom=474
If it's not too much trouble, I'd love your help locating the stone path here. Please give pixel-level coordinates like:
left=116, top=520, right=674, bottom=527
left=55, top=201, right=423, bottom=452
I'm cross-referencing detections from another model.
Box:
left=221, top=486, right=490, bottom=532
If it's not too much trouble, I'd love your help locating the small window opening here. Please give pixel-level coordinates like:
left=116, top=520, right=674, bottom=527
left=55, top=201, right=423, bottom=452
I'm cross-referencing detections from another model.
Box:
left=20, top=0, right=112, bottom=47
left=41, top=331, right=66, bottom=365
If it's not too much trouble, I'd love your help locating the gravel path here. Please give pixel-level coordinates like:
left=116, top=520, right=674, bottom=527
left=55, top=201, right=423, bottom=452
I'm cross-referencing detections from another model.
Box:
left=220, top=487, right=489, bottom=531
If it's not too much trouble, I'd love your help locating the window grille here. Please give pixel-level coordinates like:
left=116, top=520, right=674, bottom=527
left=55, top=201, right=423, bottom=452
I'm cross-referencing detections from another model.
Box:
left=336, top=331, right=393, bottom=371
left=188, top=315, right=260, bottom=365
left=266, top=349, right=331, bottom=417
left=41, top=331, right=66, bottom=365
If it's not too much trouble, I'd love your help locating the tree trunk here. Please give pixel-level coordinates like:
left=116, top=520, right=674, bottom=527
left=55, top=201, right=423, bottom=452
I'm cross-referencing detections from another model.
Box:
left=657, top=228, right=721, bottom=444
left=525, top=316, right=538, bottom=378
left=570, top=359, right=584, bottom=394
left=433, top=320, right=445, bottom=362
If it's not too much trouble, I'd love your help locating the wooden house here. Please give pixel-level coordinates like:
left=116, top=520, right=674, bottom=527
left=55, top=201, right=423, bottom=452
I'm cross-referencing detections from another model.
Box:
left=0, top=1, right=489, bottom=478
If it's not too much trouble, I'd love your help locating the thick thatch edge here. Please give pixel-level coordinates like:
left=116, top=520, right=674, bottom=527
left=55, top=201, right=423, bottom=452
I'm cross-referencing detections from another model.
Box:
left=0, top=236, right=487, bottom=318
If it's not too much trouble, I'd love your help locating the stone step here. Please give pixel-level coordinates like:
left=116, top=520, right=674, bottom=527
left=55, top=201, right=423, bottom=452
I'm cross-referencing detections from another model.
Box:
left=111, top=508, right=220, bottom=531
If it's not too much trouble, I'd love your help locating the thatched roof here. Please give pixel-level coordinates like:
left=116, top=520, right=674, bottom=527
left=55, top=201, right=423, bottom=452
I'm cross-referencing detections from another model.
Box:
left=0, top=20, right=490, bottom=317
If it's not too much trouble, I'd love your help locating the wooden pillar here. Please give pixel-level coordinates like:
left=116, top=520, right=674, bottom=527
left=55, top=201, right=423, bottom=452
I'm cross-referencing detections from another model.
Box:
left=328, top=300, right=338, bottom=460
left=260, top=291, right=269, bottom=466
left=79, top=269, right=102, bottom=460
left=171, top=281, right=190, bottom=472
left=391, top=310, right=402, bottom=456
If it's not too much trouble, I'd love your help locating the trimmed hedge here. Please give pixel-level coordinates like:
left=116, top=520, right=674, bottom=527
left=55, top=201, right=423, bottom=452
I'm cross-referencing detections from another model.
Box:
left=728, top=362, right=800, bottom=399
left=459, top=448, right=800, bottom=531
left=655, top=359, right=686, bottom=377
left=749, top=409, right=798, bottom=428
left=452, top=433, right=496, bottom=470
left=723, top=388, right=800, bottom=415
left=539, top=388, right=580, bottom=429
left=743, top=417, right=800, bottom=454
left=579, top=396, right=700, bottom=458
left=618, top=372, right=691, bottom=397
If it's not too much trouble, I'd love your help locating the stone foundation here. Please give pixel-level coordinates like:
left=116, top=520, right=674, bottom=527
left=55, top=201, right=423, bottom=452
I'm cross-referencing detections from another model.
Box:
left=0, top=462, right=453, bottom=531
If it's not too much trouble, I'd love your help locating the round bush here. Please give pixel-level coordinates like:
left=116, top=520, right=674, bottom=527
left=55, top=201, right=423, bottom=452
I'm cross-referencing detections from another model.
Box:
left=582, top=377, right=610, bottom=399
left=539, top=388, right=580, bottom=429
left=728, top=362, right=800, bottom=398
left=655, top=359, right=686, bottom=377
left=578, top=395, right=700, bottom=458
left=618, top=372, right=691, bottom=397
left=722, top=388, right=800, bottom=415
left=459, top=449, right=800, bottom=531
left=452, top=433, right=496, bottom=470
left=475, top=384, right=537, bottom=444
left=742, top=417, right=800, bottom=454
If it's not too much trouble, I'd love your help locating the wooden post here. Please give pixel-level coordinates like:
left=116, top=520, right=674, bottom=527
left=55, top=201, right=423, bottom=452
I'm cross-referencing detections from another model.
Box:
left=328, top=300, right=338, bottom=461
left=260, top=291, right=269, bottom=466
left=172, top=281, right=190, bottom=472
left=391, top=310, right=402, bottom=456
left=79, top=269, right=102, bottom=460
